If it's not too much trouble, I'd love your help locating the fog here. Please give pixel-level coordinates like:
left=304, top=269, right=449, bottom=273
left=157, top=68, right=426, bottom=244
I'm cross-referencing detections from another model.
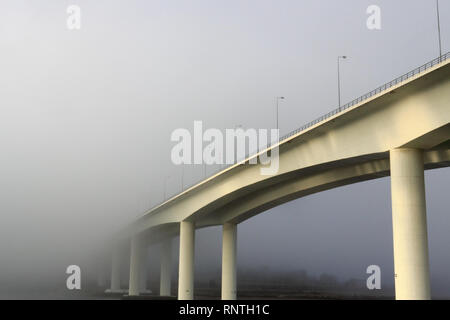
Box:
left=0, top=0, right=449, bottom=298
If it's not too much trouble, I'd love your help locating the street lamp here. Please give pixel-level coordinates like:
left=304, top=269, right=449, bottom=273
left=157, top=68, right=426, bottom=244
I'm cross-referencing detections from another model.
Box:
left=337, top=56, right=347, bottom=108
left=276, top=96, right=285, bottom=131
left=436, top=0, right=442, bottom=60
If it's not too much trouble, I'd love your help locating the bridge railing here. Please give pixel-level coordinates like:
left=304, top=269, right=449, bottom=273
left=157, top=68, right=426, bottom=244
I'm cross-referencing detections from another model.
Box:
left=279, top=52, right=450, bottom=142
left=151, top=52, right=450, bottom=211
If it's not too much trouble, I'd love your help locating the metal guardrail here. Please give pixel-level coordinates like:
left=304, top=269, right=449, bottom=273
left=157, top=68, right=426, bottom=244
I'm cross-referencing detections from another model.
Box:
left=279, top=52, right=450, bottom=142
left=151, top=52, right=450, bottom=211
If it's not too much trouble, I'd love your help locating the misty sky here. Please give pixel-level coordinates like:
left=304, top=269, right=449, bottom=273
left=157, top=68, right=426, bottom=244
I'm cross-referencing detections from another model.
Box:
left=0, top=0, right=449, bottom=298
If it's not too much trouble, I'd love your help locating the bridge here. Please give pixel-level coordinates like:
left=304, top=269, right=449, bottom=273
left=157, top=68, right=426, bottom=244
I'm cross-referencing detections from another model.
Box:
left=107, top=53, right=450, bottom=300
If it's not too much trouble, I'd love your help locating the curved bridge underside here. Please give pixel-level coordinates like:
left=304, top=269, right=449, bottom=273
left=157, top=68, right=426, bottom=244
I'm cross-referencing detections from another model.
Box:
left=140, top=145, right=450, bottom=244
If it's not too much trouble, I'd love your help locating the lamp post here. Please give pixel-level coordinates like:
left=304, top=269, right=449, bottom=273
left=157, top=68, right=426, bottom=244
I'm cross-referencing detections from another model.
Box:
left=276, top=96, right=285, bottom=131
left=337, top=56, right=347, bottom=108
left=436, top=0, right=442, bottom=60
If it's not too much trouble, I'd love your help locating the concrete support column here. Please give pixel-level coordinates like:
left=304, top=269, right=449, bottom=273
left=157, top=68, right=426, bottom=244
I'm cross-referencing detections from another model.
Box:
left=221, top=223, right=237, bottom=300
left=390, top=148, right=430, bottom=300
left=160, top=238, right=172, bottom=296
left=139, top=246, right=148, bottom=294
left=178, top=221, right=195, bottom=300
left=110, top=246, right=121, bottom=292
left=129, top=234, right=143, bottom=296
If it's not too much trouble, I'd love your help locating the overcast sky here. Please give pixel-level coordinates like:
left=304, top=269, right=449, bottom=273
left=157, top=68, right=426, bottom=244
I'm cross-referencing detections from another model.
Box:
left=0, top=0, right=449, bottom=298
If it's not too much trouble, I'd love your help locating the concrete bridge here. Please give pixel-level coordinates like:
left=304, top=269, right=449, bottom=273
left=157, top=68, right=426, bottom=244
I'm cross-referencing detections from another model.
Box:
left=108, top=53, right=450, bottom=300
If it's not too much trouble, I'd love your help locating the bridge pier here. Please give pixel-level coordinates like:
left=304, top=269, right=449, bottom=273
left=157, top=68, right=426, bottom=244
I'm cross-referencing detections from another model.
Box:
left=129, top=234, right=143, bottom=296
left=107, top=246, right=122, bottom=293
left=139, top=246, right=151, bottom=294
left=221, top=223, right=237, bottom=300
left=390, top=148, right=431, bottom=300
left=160, top=238, right=172, bottom=296
left=178, top=221, right=195, bottom=300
